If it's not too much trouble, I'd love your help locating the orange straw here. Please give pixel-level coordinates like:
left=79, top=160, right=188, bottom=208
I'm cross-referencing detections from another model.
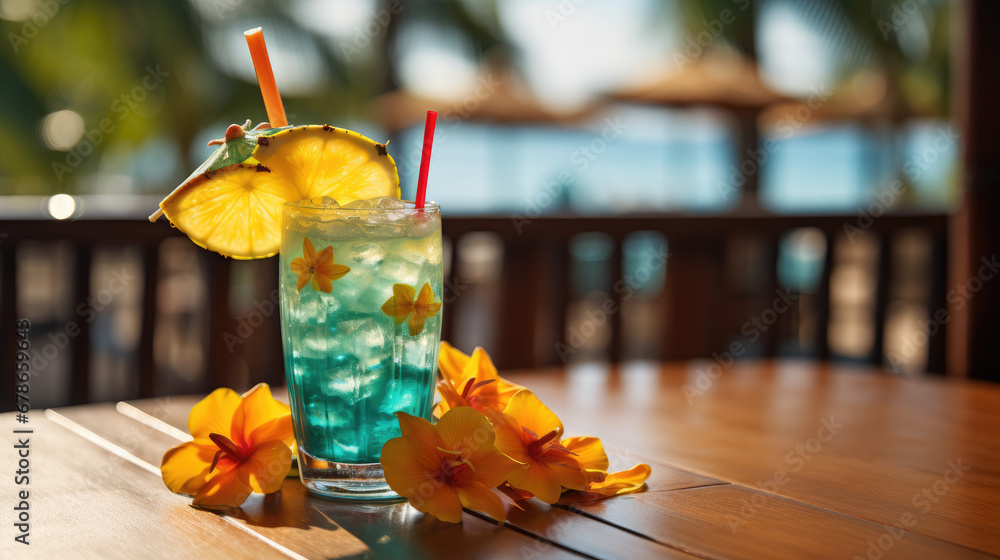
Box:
left=244, top=27, right=288, bottom=127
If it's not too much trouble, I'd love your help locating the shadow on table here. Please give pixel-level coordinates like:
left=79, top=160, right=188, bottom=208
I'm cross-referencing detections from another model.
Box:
left=230, top=479, right=518, bottom=560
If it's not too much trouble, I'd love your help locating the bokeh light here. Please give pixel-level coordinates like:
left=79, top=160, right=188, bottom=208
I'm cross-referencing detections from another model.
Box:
left=40, top=110, right=85, bottom=152
left=0, top=0, right=36, bottom=21
left=47, top=193, right=77, bottom=220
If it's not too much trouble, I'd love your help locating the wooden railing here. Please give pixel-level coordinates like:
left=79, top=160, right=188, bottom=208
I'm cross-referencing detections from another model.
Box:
left=0, top=211, right=949, bottom=410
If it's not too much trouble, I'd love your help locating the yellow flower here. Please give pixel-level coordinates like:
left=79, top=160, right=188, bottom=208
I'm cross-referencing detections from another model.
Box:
left=381, top=408, right=525, bottom=523
left=434, top=342, right=523, bottom=418
left=161, top=383, right=295, bottom=509
left=491, top=390, right=589, bottom=504
left=557, top=436, right=651, bottom=503
left=381, top=282, right=441, bottom=335
left=290, top=237, right=350, bottom=293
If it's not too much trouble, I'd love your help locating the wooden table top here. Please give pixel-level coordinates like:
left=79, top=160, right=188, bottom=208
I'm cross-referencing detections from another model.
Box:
left=3, top=360, right=999, bottom=559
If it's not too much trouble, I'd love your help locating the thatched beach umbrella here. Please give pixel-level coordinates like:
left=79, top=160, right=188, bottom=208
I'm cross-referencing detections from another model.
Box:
left=607, top=51, right=793, bottom=208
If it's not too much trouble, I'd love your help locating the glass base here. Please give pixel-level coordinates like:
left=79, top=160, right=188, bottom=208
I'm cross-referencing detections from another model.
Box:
left=298, top=451, right=405, bottom=502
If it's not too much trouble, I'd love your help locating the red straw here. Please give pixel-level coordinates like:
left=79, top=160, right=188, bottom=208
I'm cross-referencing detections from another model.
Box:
left=415, top=110, right=437, bottom=209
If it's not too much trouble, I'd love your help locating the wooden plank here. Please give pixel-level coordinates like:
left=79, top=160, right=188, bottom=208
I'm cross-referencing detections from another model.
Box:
left=56, top=402, right=592, bottom=560
left=50, top=402, right=367, bottom=560
left=505, top=361, right=1000, bottom=556
left=501, top=498, right=701, bottom=560
left=568, top=484, right=996, bottom=560
left=0, top=412, right=292, bottom=560
left=114, top=395, right=724, bottom=560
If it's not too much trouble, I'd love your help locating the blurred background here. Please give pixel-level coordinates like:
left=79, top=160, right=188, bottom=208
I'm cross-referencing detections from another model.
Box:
left=1, top=0, right=995, bottom=409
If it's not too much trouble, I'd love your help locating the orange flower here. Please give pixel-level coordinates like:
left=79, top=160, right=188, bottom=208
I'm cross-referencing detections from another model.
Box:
left=381, top=283, right=441, bottom=335
left=491, top=390, right=589, bottom=504
left=381, top=408, right=525, bottom=523
left=434, top=342, right=523, bottom=418
left=290, top=237, right=350, bottom=293
left=160, top=383, right=295, bottom=509
left=557, top=436, right=651, bottom=503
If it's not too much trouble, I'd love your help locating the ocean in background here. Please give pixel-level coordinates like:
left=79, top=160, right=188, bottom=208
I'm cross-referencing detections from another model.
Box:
left=392, top=106, right=958, bottom=216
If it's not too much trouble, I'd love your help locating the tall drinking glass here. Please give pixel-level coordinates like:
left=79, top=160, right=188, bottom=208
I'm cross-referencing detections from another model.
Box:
left=279, top=198, right=443, bottom=500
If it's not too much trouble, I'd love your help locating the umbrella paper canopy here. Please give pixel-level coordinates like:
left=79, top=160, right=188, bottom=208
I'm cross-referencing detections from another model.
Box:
left=608, top=51, right=793, bottom=111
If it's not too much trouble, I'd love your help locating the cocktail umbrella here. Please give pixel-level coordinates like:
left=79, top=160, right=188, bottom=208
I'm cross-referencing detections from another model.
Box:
left=607, top=50, right=794, bottom=209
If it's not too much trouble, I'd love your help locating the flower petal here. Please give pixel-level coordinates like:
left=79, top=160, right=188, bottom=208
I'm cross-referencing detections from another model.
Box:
left=314, top=274, right=333, bottom=293
left=395, top=411, right=443, bottom=450
left=247, top=416, right=295, bottom=451
left=558, top=464, right=652, bottom=504
left=461, top=349, right=504, bottom=412
left=433, top=379, right=465, bottom=418
left=381, top=437, right=446, bottom=497
left=315, top=245, right=333, bottom=265
left=502, top=389, right=563, bottom=438
left=435, top=407, right=496, bottom=454
left=188, top=387, right=242, bottom=440
left=192, top=465, right=254, bottom=509
left=507, top=458, right=564, bottom=504
left=464, top=447, right=526, bottom=489
left=438, top=342, right=471, bottom=385
left=592, top=463, right=652, bottom=492
left=418, top=301, right=442, bottom=317
left=303, top=237, right=318, bottom=262
left=290, top=257, right=309, bottom=274
left=435, top=408, right=526, bottom=489
left=317, top=262, right=350, bottom=283
left=412, top=484, right=464, bottom=524
left=238, top=440, right=293, bottom=494
left=160, top=439, right=217, bottom=496
left=393, top=283, right=416, bottom=305
left=464, top=347, right=497, bottom=383
left=416, top=283, right=435, bottom=305
left=491, top=412, right=529, bottom=463
left=457, top=480, right=507, bottom=523
left=562, top=436, right=609, bottom=472
left=296, top=271, right=312, bottom=292
left=382, top=296, right=399, bottom=320
left=547, top=458, right=589, bottom=491
left=408, top=313, right=426, bottom=336
left=384, top=285, right=414, bottom=321
left=382, top=438, right=465, bottom=523
left=230, top=383, right=292, bottom=448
